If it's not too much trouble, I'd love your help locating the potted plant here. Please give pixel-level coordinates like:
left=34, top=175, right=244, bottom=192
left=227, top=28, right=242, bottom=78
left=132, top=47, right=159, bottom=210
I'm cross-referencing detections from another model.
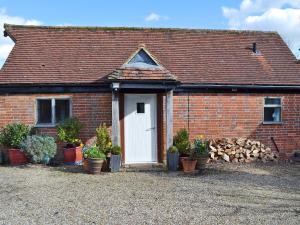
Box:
left=0, top=123, right=31, bottom=166
left=82, top=146, right=89, bottom=172
left=96, top=123, right=111, bottom=171
left=20, top=135, right=57, bottom=164
left=85, top=145, right=106, bottom=174
left=194, top=135, right=209, bottom=169
left=167, top=146, right=179, bottom=171
left=173, top=128, right=190, bottom=169
left=57, top=117, right=84, bottom=165
left=110, top=145, right=121, bottom=172
left=181, top=147, right=197, bottom=173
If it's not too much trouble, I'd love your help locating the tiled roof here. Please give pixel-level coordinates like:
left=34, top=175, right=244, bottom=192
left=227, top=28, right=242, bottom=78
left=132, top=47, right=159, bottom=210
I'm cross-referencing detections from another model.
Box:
left=108, top=68, right=176, bottom=81
left=1, top=24, right=300, bottom=85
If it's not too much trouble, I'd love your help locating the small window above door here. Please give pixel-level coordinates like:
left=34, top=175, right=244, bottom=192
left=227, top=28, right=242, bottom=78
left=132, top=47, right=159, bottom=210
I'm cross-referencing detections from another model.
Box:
left=137, top=102, right=145, bottom=113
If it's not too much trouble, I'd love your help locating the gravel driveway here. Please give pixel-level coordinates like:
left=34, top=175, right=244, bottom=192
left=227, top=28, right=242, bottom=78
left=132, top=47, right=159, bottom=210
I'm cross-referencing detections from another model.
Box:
left=0, top=163, right=299, bottom=225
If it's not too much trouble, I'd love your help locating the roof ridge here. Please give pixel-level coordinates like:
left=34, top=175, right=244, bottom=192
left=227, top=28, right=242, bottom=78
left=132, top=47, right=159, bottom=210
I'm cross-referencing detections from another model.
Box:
left=3, top=23, right=278, bottom=35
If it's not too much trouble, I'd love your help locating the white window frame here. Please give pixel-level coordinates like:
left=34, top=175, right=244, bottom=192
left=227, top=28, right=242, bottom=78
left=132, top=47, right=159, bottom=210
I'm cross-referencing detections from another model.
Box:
left=35, top=97, right=72, bottom=127
left=263, top=97, right=282, bottom=124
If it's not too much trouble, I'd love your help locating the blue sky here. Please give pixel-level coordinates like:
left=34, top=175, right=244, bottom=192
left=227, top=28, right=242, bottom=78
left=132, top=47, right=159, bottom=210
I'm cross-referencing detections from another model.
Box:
left=0, top=0, right=299, bottom=66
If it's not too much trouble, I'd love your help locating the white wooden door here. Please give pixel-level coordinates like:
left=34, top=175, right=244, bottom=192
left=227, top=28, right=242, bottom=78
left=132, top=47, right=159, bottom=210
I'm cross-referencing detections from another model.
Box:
left=124, top=94, right=157, bottom=163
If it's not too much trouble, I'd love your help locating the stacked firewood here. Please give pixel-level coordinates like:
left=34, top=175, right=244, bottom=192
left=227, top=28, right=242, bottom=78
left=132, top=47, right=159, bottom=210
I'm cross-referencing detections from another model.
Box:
left=208, top=138, right=279, bottom=163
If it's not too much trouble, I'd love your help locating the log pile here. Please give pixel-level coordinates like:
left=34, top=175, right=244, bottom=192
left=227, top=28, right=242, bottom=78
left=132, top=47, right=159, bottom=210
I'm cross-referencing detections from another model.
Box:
left=208, top=138, right=279, bottom=163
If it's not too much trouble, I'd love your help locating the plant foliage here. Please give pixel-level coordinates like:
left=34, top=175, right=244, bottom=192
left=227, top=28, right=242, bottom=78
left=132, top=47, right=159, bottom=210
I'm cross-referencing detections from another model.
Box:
left=173, top=128, right=190, bottom=155
left=21, top=135, right=57, bottom=163
left=168, top=145, right=178, bottom=153
left=96, top=123, right=111, bottom=153
left=111, top=145, right=121, bottom=155
left=56, top=117, right=83, bottom=146
left=194, top=135, right=209, bottom=156
left=85, top=146, right=106, bottom=159
left=0, top=123, right=31, bottom=149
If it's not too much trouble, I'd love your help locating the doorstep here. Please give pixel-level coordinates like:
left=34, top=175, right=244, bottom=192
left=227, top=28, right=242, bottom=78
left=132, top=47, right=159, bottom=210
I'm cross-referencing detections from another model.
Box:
left=121, top=163, right=166, bottom=172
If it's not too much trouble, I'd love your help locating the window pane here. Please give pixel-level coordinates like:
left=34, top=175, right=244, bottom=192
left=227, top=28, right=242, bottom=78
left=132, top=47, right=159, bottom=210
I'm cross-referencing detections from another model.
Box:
left=37, top=99, right=52, bottom=124
left=264, top=107, right=281, bottom=122
left=137, top=103, right=145, bottom=114
left=265, top=98, right=281, bottom=105
left=55, top=99, right=70, bottom=123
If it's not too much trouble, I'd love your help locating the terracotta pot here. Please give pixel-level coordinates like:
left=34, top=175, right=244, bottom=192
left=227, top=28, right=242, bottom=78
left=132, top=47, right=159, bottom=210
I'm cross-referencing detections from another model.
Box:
left=182, top=159, right=197, bottom=172
left=8, top=149, right=28, bottom=166
left=83, top=158, right=89, bottom=172
left=63, top=146, right=83, bottom=165
left=88, top=158, right=104, bottom=174
left=179, top=156, right=189, bottom=170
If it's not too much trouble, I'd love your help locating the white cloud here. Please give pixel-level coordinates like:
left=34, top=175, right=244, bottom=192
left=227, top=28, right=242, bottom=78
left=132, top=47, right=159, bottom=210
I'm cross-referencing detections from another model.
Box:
left=145, top=13, right=169, bottom=22
left=222, top=0, right=300, bottom=59
left=0, top=8, right=42, bottom=67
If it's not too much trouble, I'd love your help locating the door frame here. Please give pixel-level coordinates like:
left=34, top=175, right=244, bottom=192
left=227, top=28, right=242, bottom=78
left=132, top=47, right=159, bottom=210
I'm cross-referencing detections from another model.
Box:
left=119, top=92, right=164, bottom=163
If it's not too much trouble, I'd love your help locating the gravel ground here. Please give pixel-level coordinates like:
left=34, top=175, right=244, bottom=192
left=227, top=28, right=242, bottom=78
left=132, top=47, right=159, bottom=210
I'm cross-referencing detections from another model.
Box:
left=0, top=162, right=299, bottom=225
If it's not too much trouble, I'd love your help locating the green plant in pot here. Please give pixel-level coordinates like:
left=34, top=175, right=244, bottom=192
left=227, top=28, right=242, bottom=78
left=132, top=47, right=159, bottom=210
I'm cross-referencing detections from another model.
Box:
left=21, top=135, right=57, bottom=164
left=85, top=145, right=106, bottom=174
left=110, top=145, right=121, bottom=172
left=96, top=123, right=111, bottom=171
left=181, top=146, right=197, bottom=173
left=173, top=128, right=190, bottom=170
left=0, top=123, right=31, bottom=166
left=57, top=117, right=84, bottom=165
left=167, top=145, right=179, bottom=171
left=193, top=135, right=209, bottom=169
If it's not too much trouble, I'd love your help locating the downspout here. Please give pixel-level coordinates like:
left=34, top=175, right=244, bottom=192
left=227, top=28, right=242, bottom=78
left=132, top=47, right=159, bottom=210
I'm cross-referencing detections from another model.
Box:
left=187, top=92, right=190, bottom=133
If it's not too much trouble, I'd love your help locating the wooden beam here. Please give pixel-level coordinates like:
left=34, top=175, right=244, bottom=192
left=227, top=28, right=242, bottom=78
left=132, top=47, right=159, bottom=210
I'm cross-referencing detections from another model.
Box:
left=112, top=91, right=120, bottom=146
left=166, top=90, right=173, bottom=150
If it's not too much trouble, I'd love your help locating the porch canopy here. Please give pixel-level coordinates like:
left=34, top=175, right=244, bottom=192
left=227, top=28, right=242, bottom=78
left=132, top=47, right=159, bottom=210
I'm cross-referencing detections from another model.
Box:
left=107, top=59, right=178, bottom=153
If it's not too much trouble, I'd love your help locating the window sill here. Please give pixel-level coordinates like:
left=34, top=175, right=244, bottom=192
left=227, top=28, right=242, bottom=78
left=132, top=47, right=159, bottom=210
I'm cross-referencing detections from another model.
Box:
left=262, top=122, right=283, bottom=125
left=35, top=124, right=57, bottom=128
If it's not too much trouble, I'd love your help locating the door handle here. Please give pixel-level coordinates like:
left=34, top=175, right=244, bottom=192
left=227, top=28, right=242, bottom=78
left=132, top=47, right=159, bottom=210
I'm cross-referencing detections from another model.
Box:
left=146, top=127, right=156, bottom=131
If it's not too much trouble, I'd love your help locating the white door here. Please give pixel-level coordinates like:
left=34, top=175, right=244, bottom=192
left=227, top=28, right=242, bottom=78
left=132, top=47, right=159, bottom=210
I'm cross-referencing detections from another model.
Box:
left=125, top=94, right=157, bottom=163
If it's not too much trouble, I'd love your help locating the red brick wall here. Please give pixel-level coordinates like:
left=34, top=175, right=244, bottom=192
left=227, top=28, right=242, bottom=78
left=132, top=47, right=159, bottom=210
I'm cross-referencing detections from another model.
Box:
left=1, top=92, right=299, bottom=160
left=0, top=93, right=112, bottom=160
left=173, top=93, right=300, bottom=157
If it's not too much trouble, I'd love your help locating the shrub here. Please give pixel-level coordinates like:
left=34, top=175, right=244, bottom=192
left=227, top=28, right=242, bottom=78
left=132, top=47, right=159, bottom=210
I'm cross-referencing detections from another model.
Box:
left=111, top=145, right=121, bottom=155
left=21, top=135, right=57, bottom=163
left=57, top=117, right=83, bottom=147
left=168, top=145, right=178, bottom=153
left=0, top=123, right=31, bottom=149
left=173, top=128, right=190, bottom=155
left=194, top=135, right=208, bottom=156
left=96, top=123, right=111, bottom=153
left=85, top=146, right=106, bottom=159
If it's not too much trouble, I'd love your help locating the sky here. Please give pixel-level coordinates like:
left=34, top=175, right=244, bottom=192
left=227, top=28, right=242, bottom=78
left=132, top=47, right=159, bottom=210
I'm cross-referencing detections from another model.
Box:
left=0, top=0, right=299, bottom=66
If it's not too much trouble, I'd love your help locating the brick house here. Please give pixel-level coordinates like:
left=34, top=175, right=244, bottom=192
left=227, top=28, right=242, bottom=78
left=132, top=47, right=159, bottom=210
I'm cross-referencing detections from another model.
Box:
left=1, top=24, right=300, bottom=163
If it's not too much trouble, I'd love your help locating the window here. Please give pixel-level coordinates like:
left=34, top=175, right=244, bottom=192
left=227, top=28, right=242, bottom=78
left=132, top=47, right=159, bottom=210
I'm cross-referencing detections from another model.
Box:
left=263, top=97, right=282, bottom=123
left=137, top=103, right=145, bottom=114
left=125, top=49, right=159, bottom=69
left=36, top=98, right=71, bottom=126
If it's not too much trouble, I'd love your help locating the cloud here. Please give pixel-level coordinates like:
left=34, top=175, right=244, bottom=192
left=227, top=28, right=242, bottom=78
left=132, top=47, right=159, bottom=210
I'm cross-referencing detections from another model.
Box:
left=0, top=8, right=42, bottom=67
left=145, top=13, right=169, bottom=22
left=222, top=0, right=300, bottom=59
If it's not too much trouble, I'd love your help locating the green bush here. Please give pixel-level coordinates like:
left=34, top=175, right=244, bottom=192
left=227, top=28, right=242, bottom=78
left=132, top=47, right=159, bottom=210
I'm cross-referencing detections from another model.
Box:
left=194, top=137, right=208, bottom=156
left=96, top=123, right=111, bottom=153
left=111, top=145, right=121, bottom=155
left=21, top=135, right=57, bottom=163
left=85, top=146, right=106, bottom=159
left=168, top=145, right=178, bottom=153
left=173, top=128, right=190, bottom=155
left=56, top=117, right=83, bottom=147
left=0, top=123, right=31, bottom=149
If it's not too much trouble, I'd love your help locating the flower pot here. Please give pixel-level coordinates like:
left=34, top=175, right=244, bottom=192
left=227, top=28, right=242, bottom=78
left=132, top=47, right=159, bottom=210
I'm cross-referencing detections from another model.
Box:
left=0, top=151, right=3, bottom=164
left=195, top=154, right=209, bottom=170
left=110, top=154, right=121, bottom=172
left=41, top=154, right=50, bottom=165
left=8, top=149, right=28, bottom=166
left=182, top=159, right=197, bottom=173
left=167, top=151, right=179, bottom=171
left=88, top=158, right=104, bottom=174
left=63, top=146, right=83, bottom=165
left=179, top=155, right=189, bottom=170
left=83, top=158, right=89, bottom=172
